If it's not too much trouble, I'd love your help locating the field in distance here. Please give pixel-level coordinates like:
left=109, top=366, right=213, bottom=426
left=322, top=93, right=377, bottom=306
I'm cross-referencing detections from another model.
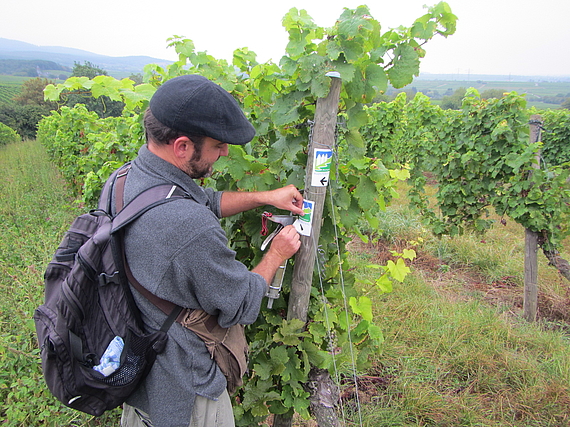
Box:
left=401, top=78, right=570, bottom=109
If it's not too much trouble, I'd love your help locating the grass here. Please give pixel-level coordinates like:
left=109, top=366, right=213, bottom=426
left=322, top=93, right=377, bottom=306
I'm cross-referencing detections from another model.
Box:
left=0, top=139, right=119, bottom=426
left=345, top=190, right=570, bottom=426
left=358, top=280, right=570, bottom=426
left=1, top=140, right=569, bottom=426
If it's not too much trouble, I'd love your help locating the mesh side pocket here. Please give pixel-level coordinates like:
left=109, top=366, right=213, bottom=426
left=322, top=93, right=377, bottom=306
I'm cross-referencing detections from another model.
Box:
left=99, top=334, right=149, bottom=387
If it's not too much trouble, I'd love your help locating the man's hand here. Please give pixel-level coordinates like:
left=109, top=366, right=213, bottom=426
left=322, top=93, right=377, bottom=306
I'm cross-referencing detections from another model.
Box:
left=252, top=225, right=301, bottom=284
left=220, top=185, right=304, bottom=217
left=267, top=225, right=301, bottom=261
left=266, top=185, right=304, bottom=216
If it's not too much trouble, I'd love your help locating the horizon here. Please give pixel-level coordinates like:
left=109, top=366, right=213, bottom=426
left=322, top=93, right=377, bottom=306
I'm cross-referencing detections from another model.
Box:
left=1, top=37, right=569, bottom=83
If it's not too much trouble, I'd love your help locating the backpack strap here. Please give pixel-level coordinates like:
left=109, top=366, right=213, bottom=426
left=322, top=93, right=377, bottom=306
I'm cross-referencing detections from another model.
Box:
left=98, top=162, right=131, bottom=212
left=110, top=165, right=187, bottom=330
left=111, top=184, right=188, bottom=233
left=123, top=261, right=188, bottom=327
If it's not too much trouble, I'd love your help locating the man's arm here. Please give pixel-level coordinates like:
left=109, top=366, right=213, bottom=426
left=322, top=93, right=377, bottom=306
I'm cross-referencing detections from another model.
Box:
left=220, top=184, right=304, bottom=217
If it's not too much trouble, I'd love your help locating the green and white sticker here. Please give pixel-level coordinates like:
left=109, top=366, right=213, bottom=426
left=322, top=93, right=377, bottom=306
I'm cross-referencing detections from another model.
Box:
left=311, top=149, right=332, bottom=187
left=294, top=200, right=314, bottom=236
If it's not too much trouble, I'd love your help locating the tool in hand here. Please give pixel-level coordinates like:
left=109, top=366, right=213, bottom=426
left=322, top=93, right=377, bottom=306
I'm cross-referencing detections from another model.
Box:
left=260, top=212, right=296, bottom=308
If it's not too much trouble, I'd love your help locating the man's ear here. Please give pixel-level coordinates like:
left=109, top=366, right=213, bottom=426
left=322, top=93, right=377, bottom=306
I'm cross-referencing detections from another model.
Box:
left=171, top=136, right=194, bottom=160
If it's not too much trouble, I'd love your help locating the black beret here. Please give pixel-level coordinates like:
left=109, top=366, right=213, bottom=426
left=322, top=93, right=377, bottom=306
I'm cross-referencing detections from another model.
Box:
left=149, top=75, right=255, bottom=145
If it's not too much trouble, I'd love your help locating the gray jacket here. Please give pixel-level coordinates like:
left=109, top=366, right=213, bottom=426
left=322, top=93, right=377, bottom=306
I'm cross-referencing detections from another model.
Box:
left=122, top=145, right=266, bottom=427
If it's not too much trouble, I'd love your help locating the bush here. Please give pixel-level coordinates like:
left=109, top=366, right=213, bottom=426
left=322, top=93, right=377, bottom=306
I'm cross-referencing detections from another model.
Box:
left=37, top=105, right=142, bottom=205
left=0, top=122, right=20, bottom=146
left=0, top=103, right=52, bottom=139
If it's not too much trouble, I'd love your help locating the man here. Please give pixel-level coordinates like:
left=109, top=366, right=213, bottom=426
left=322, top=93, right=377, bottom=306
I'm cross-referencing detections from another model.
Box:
left=119, top=75, right=303, bottom=427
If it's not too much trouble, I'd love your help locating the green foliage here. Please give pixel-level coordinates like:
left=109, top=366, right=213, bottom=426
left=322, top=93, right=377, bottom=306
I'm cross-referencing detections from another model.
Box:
left=540, top=108, right=570, bottom=167
left=0, top=77, right=58, bottom=139
left=39, top=4, right=457, bottom=423
left=0, top=102, right=51, bottom=139
left=71, top=61, right=108, bottom=79
left=13, top=77, right=57, bottom=108
left=364, top=90, right=570, bottom=251
left=480, top=88, right=507, bottom=99
left=362, top=92, right=445, bottom=168
left=37, top=105, right=141, bottom=200
left=0, top=122, right=20, bottom=145
left=440, top=86, right=466, bottom=109
left=0, top=78, right=59, bottom=140
left=60, top=61, right=125, bottom=118
left=0, top=139, right=122, bottom=426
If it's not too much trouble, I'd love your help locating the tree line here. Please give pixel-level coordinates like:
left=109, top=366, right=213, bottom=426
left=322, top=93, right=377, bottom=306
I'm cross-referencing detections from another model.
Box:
left=0, top=59, right=69, bottom=78
left=0, top=61, right=131, bottom=139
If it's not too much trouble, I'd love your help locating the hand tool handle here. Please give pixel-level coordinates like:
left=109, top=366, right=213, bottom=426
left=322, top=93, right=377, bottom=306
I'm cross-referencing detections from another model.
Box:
left=266, top=259, right=287, bottom=308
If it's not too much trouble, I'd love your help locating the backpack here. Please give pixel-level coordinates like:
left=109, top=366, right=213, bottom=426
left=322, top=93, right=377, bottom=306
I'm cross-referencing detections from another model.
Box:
left=33, top=163, right=187, bottom=416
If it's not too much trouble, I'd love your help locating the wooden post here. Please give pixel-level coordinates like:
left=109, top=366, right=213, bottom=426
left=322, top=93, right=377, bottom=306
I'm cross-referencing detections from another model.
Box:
left=272, top=75, right=342, bottom=427
left=287, top=75, right=342, bottom=323
left=523, top=228, right=539, bottom=322
left=523, top=115, right=542, bottom=322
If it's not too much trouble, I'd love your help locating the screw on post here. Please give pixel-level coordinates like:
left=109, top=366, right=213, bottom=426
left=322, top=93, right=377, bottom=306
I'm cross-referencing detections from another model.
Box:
left=260, top=212, right=296, bottom=308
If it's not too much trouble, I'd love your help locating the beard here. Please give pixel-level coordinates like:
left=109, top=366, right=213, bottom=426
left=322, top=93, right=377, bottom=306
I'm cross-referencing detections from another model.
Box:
left=183, top=151, right=214, bottom=179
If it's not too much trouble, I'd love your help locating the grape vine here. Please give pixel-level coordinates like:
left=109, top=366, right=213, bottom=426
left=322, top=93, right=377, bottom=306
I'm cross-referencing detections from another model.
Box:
left=362, top=90, right=570, bottom=258
left=38, top=4, right=457, bottom=424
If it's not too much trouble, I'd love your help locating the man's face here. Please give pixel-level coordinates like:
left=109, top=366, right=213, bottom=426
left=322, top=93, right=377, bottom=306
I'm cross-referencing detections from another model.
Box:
left=183, top=137, right=229, bottom=179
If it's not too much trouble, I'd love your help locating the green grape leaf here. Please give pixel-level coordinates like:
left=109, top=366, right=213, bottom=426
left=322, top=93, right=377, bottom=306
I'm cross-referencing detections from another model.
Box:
left=365, top=63, right=388, bottom=93
left=411, top=15, right=438, bottom=40
left=346, top=104, right=370, bottom=130
left=349, top=296, right=373, bottom=322
left=331, top=61, right=356, bottom=83
left=385, top=258, right=411, bottom=282
left=43, top=84, right=61, bottom=101
left=402, top=248, right=417, bottom=261
left=337, top=5, right=374, bottom=37
left=339, top=39, right=364, bottom=62
left=354, top=175, right=378, bottom=211
left=386, top=44, right=420, bottom=88
left=273, top=318, right=309, bottom=346
left=375, top=274, right=393, bottom=294
left=325, top=40, right=343, bottom=61
left=368, top=323, right=384, bottom=344
left=91, top=76, right=123, bottom=101
left=271, top=91, right=306, bottom=126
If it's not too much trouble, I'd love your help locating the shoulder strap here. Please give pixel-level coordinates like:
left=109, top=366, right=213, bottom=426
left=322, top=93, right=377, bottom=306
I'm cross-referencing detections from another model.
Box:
left=110, top=165, right=186, bottom=330
left=123, top=262, right=186, bottom=328
left=98, top=162, right=130, bottom=212
left=111, top=184, right=188, bottom=233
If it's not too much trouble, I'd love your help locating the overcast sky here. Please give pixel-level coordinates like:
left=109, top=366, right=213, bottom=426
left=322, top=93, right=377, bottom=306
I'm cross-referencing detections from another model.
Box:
left=2, top=0, right=570, bottom=77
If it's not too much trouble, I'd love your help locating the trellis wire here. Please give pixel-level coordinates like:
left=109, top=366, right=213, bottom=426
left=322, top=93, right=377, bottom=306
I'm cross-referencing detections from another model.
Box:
left=307, top=119, right=364, bottom=426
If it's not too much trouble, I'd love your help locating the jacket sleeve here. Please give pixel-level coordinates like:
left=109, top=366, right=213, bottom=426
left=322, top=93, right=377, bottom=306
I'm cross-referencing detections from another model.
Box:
left=202, top=187, right=223, bottom=219
left=156, top=215, right=266, bottom=328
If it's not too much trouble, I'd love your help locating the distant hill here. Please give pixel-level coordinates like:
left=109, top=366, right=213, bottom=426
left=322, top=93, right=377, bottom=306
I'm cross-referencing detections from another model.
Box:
left=2, top=37, right=569, bottom=84
left=0, top=59, right=70, bottom=79
left=0, top=38, right=173, bottom=78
